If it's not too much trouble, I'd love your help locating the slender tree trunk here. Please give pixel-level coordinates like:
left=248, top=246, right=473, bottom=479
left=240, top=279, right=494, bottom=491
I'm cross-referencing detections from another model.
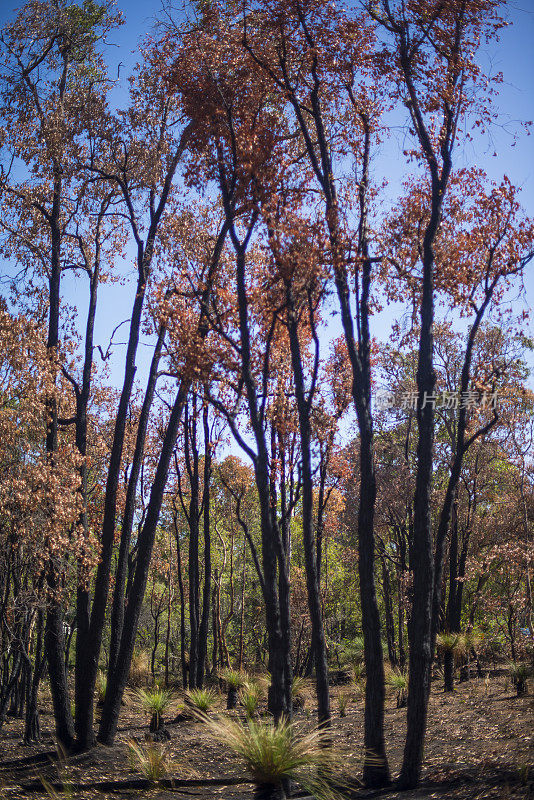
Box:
left=98, top=381, right=189, bottom=745
left=444, top=503, right=459, bottom=692
left=197, top=405, right=212, bottom=688
left=44, top=169, right=75, bottom=750
left=76, top=273, right=147, bottom=749
left=398, top=182, right=439, bottom=790
left=238, top=536, right=246, bottom=671
left=382, top=557, right=397, bottom=668
left=232, top=239, right=289, bottom=719
left=286, top=292, right=330, bottom=728
left=173, top=508, right=188, bottom=689
left=25, top=610, right=45, bottom=743
left=108, top=324, right=166, bottom=678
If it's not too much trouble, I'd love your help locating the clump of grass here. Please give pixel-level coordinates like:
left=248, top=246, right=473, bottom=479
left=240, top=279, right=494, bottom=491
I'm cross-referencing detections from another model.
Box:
left=337, top=692, right=350, bottom=717
left=221, top=668, right=248, bottom=688
left=291, top=676, right=309, bottom=710
left=351, top=662, right=366, bottom=696
left=386, top=669, right=408, bottom=708
left=129, top=650, right=149, bottom=687
left=127, top=740, right=173, bottom=784
left=436, top=632, right=466, bottom=662
left=220, top=668, right=247, bottom=709
left=95, top=669, right=107, bottom=705
left=509, top=662, right=530, bottom=697
left=186, top=687, right=217, bottom=712
left=136, top=687, right=178, bottom=732
left=464, top=627, right=483, bottom=651
left=242, top=682, right=262, bottom=719
left=40, top=776, right=74, bottom=800
left=39, top=745, right=74, bottom=798
left=199, top=715, right=346, bottom=800
left=341, top=637, right=365, bottom=668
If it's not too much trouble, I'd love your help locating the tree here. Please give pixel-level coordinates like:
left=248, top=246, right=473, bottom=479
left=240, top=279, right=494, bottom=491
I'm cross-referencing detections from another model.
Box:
left=0, top=0, right=120, bottom=748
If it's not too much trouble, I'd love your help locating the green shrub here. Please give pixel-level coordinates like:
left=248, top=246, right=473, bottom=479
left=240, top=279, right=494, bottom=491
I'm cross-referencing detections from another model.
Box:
left=96, top=670, right=107, bottom=705
left=129, top=650, right=149, bottom=686
left=386, top=669, right=408, bottom=708
left=337, top=692, right=350, bottom=717
left=127, top=740, right=174, bottom=783
left=186, top=687, right=217, bottom=712
left=509, top=662, right=530, bottom=697
left=220, top=668, right=247, bottom=689
left=200, top=715, right=345, bottom=800
left=136, top=687, right=178, bottom=731
left=241, top=682, right=262, bottom=719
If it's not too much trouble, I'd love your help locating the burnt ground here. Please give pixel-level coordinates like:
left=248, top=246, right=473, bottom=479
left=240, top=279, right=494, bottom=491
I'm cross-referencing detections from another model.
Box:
left=0, top=674, right=532, bottom=800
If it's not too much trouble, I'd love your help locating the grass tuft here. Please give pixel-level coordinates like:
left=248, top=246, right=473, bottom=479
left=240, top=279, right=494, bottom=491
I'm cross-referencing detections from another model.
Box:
left=386, top=668, right=408, bottom=708
left=127, top=739, right=175, bottom=783
left=186, top=687, right=217, bottom=712
left=198, top=714, right=347, bottom=799
left=220, top=668, right=247, bottom=689
left=241, top=682, right=263, bottom=718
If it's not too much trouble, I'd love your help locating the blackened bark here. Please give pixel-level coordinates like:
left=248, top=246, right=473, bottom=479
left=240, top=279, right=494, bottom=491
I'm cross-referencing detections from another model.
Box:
left=430, top=288, right=498, bottom=657
left=78, top=272, right=147, bottom=740
left=44, top=163, right=75, bottom=750
left=98, top=381, right=189, bottom=745
left=381, top=557, right=397, bottom=668
left=173, top=504, right=188, bottom=689
left=186, top=399, right=201, bottom=688
left=76, top=122, right=195, bottom=749
left=398, top=217, right=437, bottom=789
left=45, top=608, right=74, bottom=748
left=443, top=502, right=459, bottom=692
left=73, top=200, right=107, bottom=749
left=108, top=323, right=166, bottom=679
left=197, top=405, right=212, bottom=688
left=233, top=237, right=288, bottom=720
left=25, top=610, right=45, bottom=743
left=286, top=289, right=330, bottom=728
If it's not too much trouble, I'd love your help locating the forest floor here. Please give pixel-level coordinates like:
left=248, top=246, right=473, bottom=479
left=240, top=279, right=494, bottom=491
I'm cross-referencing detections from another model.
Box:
left=0, top=672, right=532, bottom=800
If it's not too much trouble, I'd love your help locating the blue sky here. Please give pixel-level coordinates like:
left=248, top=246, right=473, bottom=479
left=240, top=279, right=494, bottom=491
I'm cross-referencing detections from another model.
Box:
left=1, top=0, right=533, bottom=399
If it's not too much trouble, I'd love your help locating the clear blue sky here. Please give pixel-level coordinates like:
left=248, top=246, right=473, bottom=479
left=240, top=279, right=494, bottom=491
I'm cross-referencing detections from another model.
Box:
left=1, top=0, right=533, bottom=395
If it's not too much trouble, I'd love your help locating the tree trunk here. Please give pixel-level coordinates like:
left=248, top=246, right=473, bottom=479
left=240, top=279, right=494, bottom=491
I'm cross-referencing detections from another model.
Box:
left=398, top=180, right=439, bottom=790
left=25, top=610, right=45, bottom=743
left=44, top=168, right=75, bottom=750
left=382, top=557, right=397, bottom=667
left=185, top=398, right=201, bottom=689
left=75, top=272, right=147, bottom=750
left=286, top=292, right=330, bottom=728
left=197, top=404, right=212, bottom=688
left=254, top=783, right=286, bottom=800
left=98, top=381, right=189, bottom=745
left=173, top=506, right=188, bottom=689
left=108, top=324, right=166, bottom=679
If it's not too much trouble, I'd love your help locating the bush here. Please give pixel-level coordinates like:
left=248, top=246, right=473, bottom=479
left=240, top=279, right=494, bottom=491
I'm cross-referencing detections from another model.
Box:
left=186, top=687, right=217, bottom=712
left=136, top=687, right=178, bottom=732
left=199, top=715, right=345, bottom=800
left=337, top=692, right=350, bottom=717
left=386, top=669, right=408, bottom=708
left=509, top=662, right=530, bottom=697
left=436, top=632, right=466, bottom=663
left=95, top=670, right=107, bottom=705
left=241, top=682, right=262, bottom=719
left=127, top=740, right=174, bottom=783
left=291, top=676, right=309, bottom=710
left=220, top=668, right=247, bottom=709
left=341, top=637, right=365, bottom=669
left=129, top=650, right=149, bottom=687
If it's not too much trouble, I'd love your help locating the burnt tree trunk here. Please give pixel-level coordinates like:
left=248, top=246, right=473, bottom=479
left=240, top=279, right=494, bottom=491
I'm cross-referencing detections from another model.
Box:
left=197, top=404, right=212, bottom=688
left=286, top=285, right=330, bottom=728
left=97, top=380, right=189, bottom=745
